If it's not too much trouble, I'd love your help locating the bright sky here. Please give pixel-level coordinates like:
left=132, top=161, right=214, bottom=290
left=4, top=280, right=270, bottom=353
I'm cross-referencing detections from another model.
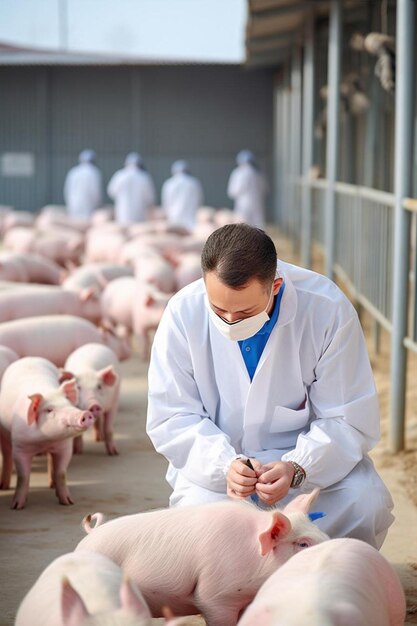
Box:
left=0, top=0, right=247, bottom=62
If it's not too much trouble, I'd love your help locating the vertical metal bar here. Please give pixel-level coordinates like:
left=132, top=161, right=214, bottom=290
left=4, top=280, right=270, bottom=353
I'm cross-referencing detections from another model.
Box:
left=390, top=0, right=415, bottom=452
left=325, top=0, right=342, bottom=279
left=413, top=213, right=417, bottom=341
left=301, top=8, right=315, bottom=268
left=290, top=45, right=302, bottom=252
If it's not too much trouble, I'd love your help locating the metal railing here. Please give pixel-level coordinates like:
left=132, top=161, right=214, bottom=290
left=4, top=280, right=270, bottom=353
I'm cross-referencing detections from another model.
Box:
left=294, top=176, right=417, bottom=356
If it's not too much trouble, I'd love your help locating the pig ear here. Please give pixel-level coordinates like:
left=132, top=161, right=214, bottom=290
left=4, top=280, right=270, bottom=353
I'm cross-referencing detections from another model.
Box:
left=27, top=393, right=43, bottom=425
left=282, top=488, right=320, bottom=515
left=60, top=378, right=79, bottom=405
left=59, top=369, right=76, bottom=383
left=258, top=511, right=292, bottom=556
left=79, top=286, right=97, bottom=302
left=119, top=577, right=152, bottom=617
left=99, top=365, right=118, bottom=387
left=61, top=577, right=90, bottom=626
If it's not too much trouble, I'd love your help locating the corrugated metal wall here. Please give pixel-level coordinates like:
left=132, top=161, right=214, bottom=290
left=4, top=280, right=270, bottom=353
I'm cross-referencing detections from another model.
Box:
left=0, top=65, right=274, bottom=214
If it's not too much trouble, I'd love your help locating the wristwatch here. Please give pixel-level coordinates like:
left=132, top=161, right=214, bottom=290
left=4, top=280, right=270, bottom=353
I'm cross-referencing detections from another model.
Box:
left=288, top=461, right=306, bottom=489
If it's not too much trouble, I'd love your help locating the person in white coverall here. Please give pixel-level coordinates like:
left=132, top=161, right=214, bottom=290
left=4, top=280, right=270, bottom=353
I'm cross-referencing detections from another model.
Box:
left=107, top=152, right=156, bottom=225
left=161, top=160, right=203, bottom=232
left=63, top=149, right=102, bottom=218
left=147, top=223, right=394, bottom=549
left=227, top=150, right=268, bottom=228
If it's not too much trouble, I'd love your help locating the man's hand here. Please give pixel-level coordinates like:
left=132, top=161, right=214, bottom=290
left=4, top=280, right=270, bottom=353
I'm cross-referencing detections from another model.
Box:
left=254, top=461, right=295, bottom=506
left=226, top=458, right=262, bottom=500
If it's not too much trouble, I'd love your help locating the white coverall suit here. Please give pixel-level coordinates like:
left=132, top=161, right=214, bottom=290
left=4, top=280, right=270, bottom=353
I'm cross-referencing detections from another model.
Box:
left=107, top=165, right=156, bottom=225
left=63, top=162, right=102, bottom=219
left=147, top=261, right=394, bottom=549
left=161, top=172, right=203, bottom=232
left=227, top=162, right=268, bottom=229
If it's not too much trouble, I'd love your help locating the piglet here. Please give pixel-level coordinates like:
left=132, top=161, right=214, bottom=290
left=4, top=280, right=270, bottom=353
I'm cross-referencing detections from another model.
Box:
left=0, top=314, right=131, bottom=365
left=76, top=490, right=328, bottom=626
left=64, top=343, right=121, bottom=455
left=237, top=537, right=406, bottom=626
left=132, top=283, right=172, bottom=359
left=0, top=357, right=94, bottom=508
left=15, top=551, right=152, bottom=626
left=0, top=345, right=18, bottom=381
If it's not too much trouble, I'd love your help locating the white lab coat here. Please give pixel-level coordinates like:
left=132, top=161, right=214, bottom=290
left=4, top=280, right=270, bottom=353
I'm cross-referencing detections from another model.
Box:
left=147, top=261, right=394, bottom=547
left=161, top=172, right=203, bottom=231
left=227, top=163, right=268, bottom=228
left=63, top=163, right=102, bottom=218
left=107, top=166, right=156, bottom=225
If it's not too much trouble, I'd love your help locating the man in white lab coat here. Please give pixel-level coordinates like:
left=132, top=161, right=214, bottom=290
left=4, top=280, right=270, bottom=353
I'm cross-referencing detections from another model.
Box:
left=227, top=150, right=268, bottom=229
left=107, top=152, right=156, bottom=225
left=147, top=224, right=394, bottom=549
left=63, top=149, right=102, bottom=219
left=161, top=160, right=203, bottom=232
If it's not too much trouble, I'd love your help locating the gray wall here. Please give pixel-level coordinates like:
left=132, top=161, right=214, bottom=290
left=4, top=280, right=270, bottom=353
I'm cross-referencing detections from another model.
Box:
left=0, top=65, right=273, bottom=214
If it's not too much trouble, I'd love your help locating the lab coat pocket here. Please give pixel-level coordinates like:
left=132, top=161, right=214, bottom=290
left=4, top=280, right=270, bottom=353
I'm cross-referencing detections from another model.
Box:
left=271, top=404, right=310, bottom=433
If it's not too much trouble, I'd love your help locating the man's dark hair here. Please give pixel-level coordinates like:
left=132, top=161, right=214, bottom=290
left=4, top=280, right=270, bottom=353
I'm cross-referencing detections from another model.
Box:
left=201, top=224, right=277, bottom=289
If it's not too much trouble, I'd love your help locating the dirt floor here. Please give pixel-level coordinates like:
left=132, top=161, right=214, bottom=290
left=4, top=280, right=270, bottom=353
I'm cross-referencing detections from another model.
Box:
left=1, top=229, right=417, bottom=625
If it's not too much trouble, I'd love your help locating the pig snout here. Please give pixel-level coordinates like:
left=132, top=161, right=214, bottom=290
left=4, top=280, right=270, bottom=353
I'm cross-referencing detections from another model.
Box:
left=88, top=402, right=102, bottom=417
left=77, top=410, right=95, bottom=430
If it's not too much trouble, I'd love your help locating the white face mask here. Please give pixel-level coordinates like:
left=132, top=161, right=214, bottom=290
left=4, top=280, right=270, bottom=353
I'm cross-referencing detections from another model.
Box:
left=207, top=288, right=274, bottom=342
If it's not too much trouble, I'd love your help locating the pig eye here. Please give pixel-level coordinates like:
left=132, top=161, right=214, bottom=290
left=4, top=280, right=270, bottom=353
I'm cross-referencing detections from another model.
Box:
left=45, top=407, right=53, bottom=413
left=97, top=383, right=103, bottom=391
left=295, top=540, right=311, bottom=549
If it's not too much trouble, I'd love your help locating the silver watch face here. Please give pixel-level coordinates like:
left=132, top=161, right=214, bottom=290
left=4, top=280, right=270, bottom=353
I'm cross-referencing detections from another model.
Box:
left=292, top=473, right=304, bottom=488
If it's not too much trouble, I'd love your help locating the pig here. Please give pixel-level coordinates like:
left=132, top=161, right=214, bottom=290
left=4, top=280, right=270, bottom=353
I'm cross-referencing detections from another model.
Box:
left=15, top=551, right=152, bottom=626
left=0, top=345, right=18, bottom=380
left=133, top=252, right=176, bottom=294
left=84, top=228, right=127, bottom=264
left=100, top=277, right=136, bottom=332
left=0, top=315, right=131, bottom=365
left=0, top=251, right=63, bottom=284
left=64, top=343, right=121, bottom=455
left=131, top=284, right=172, bottom=359
left=0, top=357, right=94, bottom=508
left=0, top=285, right=102, bottom=324
left=172, top=252, right=202, bottom=290
left=237, top=537, right=406, bottom=626
left=62, top=263, right=134, bottom=294
left=76, top=490, right=328, bottom=626
left=1, top=209, right=36, bottom=232
left=32, top=229, right=85, bottom=266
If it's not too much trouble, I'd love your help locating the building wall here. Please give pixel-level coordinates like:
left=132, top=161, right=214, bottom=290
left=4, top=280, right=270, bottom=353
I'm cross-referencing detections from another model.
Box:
left=0, top=64, right=273, bottom=214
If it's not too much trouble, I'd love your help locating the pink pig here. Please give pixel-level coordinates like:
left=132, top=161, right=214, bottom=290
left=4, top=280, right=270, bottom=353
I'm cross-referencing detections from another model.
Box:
left=0, top=357, right=94, bottom=509
left=0, top=314, right=131, bottom=365
left=15, top=551, right=152, bottom=626
left=132, top=284, right=172, bottom=359
left=237, top=537, right=406, bottom=626
left=64, top=343, right=121, bottom=455
left=76, top=490, right=328, bottom=626
left=100, top=277, right=136, bottom=333
left=0, top=345, right=18, bottom=381
left=0, top=285, right=102, bottom=324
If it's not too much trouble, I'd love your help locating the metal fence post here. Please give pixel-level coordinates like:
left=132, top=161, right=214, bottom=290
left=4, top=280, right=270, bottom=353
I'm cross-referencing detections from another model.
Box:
left=325, top=0, right=342, bottom=280
left=390, top=0, right=415, bottom=452
left=301, top=8, right=315, bottom=268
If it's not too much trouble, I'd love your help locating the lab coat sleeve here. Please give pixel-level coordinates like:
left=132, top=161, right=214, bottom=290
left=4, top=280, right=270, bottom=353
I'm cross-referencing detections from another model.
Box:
left=146, top=303, right=238, bottom=492
left=92, top=169, right=103, bottom=208
left=145, top=175, right=156, bottom=207
left=63, top=170, right=73, bottom=205
left=107, top=172, right=120, bottom=200
left=282, top=315, right=381, bottom=490
left=227, top=169, right=241, bottom=200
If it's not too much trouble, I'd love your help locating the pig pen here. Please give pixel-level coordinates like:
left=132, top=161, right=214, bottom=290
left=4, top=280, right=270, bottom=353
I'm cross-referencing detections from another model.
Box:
left=0, top=231, right=417, bottom=625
